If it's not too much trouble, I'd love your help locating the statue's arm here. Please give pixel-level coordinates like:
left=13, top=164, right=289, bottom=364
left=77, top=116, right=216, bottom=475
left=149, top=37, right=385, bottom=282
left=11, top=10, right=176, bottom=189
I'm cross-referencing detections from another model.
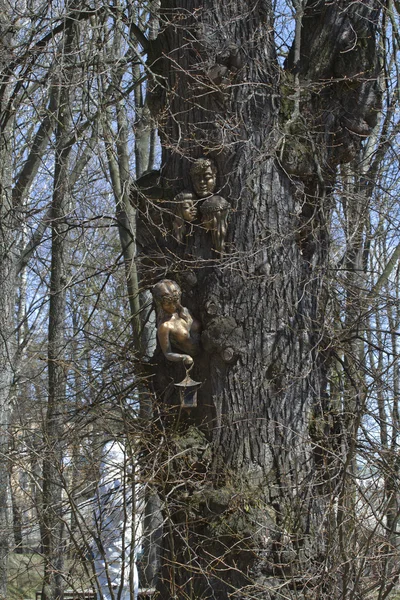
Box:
left=157, top=324, right=193, bottom=366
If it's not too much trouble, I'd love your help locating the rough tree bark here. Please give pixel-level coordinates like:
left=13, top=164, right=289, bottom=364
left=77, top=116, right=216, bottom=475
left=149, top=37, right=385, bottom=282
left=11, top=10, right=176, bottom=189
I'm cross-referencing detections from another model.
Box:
left=135, top=1, right=382, bottom=598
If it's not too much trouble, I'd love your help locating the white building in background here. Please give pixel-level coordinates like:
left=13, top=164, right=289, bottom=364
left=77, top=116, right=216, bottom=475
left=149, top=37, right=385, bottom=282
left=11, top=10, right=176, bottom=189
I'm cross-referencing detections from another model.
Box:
left=92, top=440, right=139, bottom=600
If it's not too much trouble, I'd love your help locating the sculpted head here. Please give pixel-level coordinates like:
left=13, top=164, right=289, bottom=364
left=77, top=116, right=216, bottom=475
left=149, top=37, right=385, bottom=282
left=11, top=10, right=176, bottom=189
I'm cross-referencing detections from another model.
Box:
left=152, top=279, right=182, bottom=316
left=200, top=195, right=230, bottom=229
left=174, top=192, right=197, bottom=222
left=200, top=196, right=230, bottom=253
left=190, top=158, right=217, bottom=198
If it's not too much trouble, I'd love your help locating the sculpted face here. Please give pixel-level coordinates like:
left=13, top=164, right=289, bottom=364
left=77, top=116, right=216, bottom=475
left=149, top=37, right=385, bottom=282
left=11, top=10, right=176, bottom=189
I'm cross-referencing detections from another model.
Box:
left=160, top=288, right=181, bottom=315
left=200, top=195, right=230, bottom=228
left=190, top=159, right=217, bottom=198
left=153, top=280, right=182, bottom=315
left=181, top=200, right=197, bottom=222
left=200, top=195, right=231, bottom=253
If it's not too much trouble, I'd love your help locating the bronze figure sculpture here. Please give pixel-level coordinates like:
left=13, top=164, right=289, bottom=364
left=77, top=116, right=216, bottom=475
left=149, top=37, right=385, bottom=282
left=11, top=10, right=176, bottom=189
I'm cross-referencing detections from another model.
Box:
left=152, top=279, right=201, bottom=366
left=170, top=158, right=231, bottom=251
left=172, top=192, right=198, bottom=243
left=189, top=158, right=217, bottom=198
left=200, top=195, right=230, bottom=253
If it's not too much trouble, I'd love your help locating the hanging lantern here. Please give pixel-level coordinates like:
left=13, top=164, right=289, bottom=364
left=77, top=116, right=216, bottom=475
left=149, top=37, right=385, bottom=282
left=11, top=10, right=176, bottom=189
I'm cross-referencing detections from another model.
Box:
left=175, top=374, right=202, bottom=408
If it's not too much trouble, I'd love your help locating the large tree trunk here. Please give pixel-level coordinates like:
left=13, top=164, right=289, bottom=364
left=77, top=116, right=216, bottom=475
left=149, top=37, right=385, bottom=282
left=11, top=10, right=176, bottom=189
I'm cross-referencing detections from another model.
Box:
left=151, top=4, right=323, bottom=597
left=137, top=1, right=382, bottom=598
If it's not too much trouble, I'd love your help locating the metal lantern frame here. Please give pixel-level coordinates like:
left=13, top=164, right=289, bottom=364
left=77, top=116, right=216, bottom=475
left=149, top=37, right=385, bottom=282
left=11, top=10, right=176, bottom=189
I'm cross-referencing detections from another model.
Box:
left=174, top=374, right=202, bottom=408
